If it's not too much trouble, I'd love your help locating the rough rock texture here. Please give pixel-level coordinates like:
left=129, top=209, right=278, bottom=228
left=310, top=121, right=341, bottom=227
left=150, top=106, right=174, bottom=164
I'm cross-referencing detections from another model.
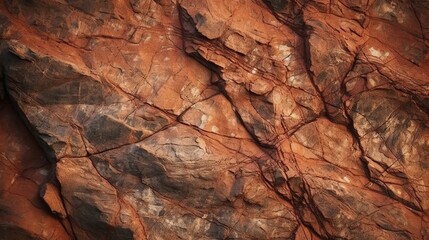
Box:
left=0, top=97, right=72, bottom=239
left=0, top=0, right=429, bottom=239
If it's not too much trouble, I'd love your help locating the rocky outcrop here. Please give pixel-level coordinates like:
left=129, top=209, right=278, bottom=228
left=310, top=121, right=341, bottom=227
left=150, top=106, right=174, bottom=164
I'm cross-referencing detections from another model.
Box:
left=0, top=0, right=428, bottom=239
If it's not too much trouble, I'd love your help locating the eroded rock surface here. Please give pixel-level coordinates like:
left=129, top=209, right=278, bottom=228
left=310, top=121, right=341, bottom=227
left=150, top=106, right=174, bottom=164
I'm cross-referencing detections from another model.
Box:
left=0, top=0, right=428, bottom=239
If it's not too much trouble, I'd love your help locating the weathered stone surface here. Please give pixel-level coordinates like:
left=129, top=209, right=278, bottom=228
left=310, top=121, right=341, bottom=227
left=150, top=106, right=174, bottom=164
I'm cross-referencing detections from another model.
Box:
left=0, top=98, right=71, bottom=239
left=0, top=0, right=428, bottom=239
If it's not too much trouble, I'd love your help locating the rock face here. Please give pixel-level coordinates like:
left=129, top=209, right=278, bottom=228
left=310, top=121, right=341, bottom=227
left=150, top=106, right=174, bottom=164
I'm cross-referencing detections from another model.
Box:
left=0, top=0, right=428, bottom=239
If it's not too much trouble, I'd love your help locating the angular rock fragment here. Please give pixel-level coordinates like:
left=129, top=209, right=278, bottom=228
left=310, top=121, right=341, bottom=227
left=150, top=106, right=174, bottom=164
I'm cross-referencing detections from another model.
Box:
left=40, top=183, right=67, bottom=219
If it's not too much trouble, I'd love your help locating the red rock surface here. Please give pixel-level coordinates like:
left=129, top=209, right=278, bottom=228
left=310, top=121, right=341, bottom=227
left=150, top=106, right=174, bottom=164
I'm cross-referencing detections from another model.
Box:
left=0, top=98, right=72, bottom=239
left=0, top=0, right=429, bottom=239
